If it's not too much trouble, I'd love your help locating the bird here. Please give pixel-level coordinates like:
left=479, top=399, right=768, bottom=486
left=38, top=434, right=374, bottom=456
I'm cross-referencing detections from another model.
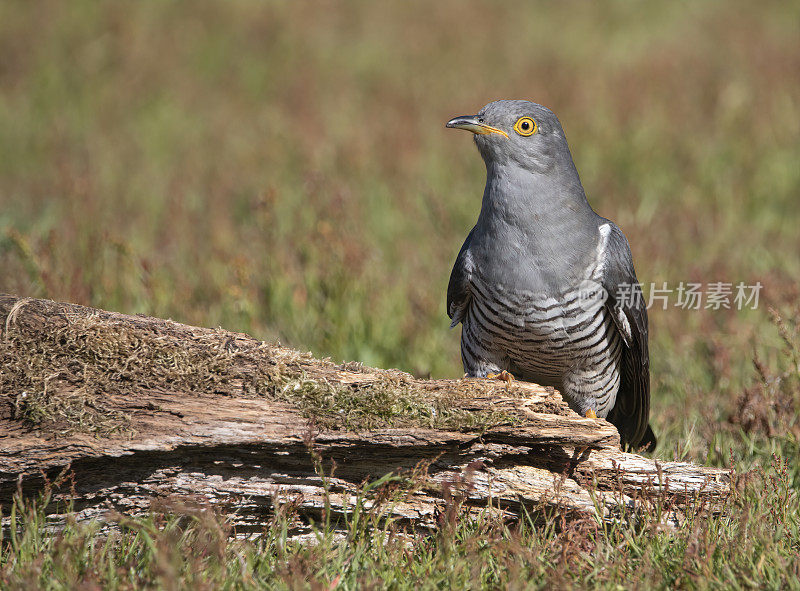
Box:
left=445, top=99, right=655, bottom=451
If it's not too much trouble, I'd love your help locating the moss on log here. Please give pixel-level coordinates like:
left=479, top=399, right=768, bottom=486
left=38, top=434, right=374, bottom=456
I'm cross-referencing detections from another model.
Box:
left=0, top=295, right=730, bottom=534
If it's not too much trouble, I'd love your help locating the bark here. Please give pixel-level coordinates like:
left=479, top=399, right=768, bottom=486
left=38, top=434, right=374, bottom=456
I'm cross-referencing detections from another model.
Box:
left=0, top=294, right=730, bottom=535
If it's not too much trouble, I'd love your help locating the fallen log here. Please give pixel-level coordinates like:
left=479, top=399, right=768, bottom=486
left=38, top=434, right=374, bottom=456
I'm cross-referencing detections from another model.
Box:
left=0, top=294, right=730, bottom=535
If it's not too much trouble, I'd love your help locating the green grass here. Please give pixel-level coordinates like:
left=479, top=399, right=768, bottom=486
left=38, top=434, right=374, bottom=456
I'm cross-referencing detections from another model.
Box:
left=1, top=452, right=799, bottom=589
left=1, top=0, right=799, bottom=587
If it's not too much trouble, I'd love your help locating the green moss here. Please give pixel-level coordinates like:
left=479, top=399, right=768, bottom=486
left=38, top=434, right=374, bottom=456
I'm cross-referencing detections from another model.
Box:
left=1, top=313, right=281, bottom=435
left=273, top=373, right=519, bottom=432
left=1, top=309, right=519, bottom=436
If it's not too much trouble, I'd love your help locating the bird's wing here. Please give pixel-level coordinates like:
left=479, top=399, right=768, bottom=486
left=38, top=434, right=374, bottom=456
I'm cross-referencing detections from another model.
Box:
left=599, top=222, right=655, bottom=451
left=447, top=227, right=475, bottom=328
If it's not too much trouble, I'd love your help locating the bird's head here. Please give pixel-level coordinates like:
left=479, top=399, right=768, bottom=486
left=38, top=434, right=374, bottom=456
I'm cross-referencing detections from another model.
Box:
left=446, top=100, right=572, bottom=174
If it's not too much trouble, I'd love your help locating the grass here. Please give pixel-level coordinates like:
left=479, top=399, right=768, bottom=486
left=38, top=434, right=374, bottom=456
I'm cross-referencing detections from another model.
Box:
left=1, top=0, right=799, bottom=587
left=1, top=450, right=798, bottom=589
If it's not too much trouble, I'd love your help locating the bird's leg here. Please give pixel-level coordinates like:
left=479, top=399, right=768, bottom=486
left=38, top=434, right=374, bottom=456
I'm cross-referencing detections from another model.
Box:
left=585, top=409, right=597, bottom=419
left=487, top=370, right=514, bottom=383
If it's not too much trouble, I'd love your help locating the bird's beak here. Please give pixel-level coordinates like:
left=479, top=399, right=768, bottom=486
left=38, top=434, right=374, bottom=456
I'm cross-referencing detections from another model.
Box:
left=446, top=115, right=509, bottom=139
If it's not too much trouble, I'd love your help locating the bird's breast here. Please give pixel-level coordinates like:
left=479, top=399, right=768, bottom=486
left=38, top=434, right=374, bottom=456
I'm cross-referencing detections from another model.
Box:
left=464, top=266, right=615, bottom=379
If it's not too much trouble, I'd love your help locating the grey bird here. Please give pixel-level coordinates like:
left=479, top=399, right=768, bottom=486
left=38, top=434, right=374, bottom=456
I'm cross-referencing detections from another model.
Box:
left=446, top=100, right=655, bottom=451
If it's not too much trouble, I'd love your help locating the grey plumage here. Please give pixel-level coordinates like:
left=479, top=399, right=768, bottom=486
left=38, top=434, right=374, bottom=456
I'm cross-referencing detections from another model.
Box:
left=446, top=100, right=655, bottom=451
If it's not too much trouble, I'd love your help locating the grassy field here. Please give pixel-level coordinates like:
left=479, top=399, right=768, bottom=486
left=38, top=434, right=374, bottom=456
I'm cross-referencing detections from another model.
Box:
left=1, top=0, right=799, bottom=588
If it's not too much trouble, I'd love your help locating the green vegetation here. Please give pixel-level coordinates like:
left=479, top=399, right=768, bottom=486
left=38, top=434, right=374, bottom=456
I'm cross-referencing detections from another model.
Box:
left=1, top=450, right=798, bottom=589
left=274, top=372, right=522, bottom=432
left=1, top=304, right=518, bottom=435
left=1, top=0, right=799, bottom=587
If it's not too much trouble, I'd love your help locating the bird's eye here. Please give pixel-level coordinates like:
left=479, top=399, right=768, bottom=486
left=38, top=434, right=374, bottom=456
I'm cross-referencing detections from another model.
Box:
left=513, top=117, right=537, bottom=136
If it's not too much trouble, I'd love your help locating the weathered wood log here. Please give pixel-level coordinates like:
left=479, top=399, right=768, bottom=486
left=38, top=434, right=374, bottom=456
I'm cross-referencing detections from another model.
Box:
left=0, top=294, right=730, bottom=535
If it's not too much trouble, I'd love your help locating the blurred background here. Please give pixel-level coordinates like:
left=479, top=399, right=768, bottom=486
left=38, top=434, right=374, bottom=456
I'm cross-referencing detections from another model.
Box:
left=1, top=1, right=798, bottom=462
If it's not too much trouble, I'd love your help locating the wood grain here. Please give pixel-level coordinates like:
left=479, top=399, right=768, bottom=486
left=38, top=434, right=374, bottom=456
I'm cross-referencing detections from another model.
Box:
left=0, top=295, right=730, bottom=533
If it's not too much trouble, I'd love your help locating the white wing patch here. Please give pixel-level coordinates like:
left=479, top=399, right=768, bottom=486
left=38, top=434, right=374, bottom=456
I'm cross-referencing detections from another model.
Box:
left=595, top=223, right=633, bottom=348
left=593, top=223, right=612, bottom=279
left=612, top=305, right=633, bottom=347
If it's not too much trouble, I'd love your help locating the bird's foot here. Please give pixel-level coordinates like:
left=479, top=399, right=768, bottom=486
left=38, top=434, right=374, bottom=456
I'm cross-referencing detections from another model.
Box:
left=585, top=409, right=597, bottom=419
left=487, top=370, right=514, bottom=383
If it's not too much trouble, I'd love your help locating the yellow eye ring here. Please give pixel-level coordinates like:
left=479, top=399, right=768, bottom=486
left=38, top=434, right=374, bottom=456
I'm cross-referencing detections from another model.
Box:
left=513, top=117, right=537, bottom=136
